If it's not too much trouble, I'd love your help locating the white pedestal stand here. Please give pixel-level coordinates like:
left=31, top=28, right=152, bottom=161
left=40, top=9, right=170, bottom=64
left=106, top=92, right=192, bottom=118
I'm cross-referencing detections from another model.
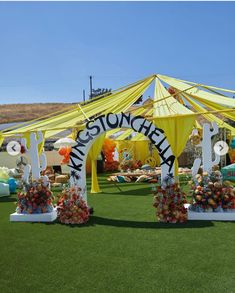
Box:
left=185, top=204, right=235, bottom=221
left=10, top=208, right=57, bottom=222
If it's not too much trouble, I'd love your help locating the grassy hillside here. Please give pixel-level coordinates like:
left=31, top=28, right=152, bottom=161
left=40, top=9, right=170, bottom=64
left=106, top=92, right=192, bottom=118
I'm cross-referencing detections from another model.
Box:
left=0, top=103, right=76, bottom=124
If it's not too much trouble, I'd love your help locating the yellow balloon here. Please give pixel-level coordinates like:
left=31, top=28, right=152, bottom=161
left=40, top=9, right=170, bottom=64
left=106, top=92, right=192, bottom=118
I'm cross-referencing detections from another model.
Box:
left=145, top=156, right=156, bottom=168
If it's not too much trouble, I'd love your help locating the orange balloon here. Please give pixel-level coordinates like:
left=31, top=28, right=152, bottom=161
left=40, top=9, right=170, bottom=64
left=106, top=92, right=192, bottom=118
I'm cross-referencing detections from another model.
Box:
left=67, top=146, right=72, bottom=153
left=61, top=157, right=69, bottom=164
left=64, top=153, right=70, bottom=160
left=103, top=138, right=116, bottom=163
left=58, top=146, right=67, bottom=156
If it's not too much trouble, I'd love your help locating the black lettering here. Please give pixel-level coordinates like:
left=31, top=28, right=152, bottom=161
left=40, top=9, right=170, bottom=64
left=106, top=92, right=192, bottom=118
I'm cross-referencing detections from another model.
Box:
left=70, top=150, right=84, bottom=161
left=94, top=115, right=107, bottom=132
left=73, top=141, right=85, bottom=149
left=86, top=120, right=100, bottom=137
left=159, top=145, right=171, bottom=160
left=160, top=155, right=175, bottom=173
left=138, top=120, right=152, bottom=136
left=119, top=112, right=131, bottom=127
left=68, top=156, right=83, bottom=172
left=130, top=115, right=145, bottom=132
left=148, top=128, right=164, bottom=145
left=72, top=113, right=175, bottom=177
left=75, top=148, right=85, bottom=157
left=154, top=136, right=167, bottom=152
left=77, top=130, right=93, bottom=144
left=106, top=113, right=119, bottom=128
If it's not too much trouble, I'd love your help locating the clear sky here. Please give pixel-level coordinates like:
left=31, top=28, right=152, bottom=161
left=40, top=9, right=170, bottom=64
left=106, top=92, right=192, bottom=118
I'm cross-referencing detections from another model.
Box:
left=0, top=1, right=235, bottom=104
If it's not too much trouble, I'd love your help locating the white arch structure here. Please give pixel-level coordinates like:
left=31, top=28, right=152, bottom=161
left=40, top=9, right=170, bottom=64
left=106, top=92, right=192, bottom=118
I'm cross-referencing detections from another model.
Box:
left=69, top=113, right=175, bottom=203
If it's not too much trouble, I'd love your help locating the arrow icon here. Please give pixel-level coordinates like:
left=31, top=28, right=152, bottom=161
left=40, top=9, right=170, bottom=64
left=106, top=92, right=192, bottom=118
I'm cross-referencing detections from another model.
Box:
left=214, top=141, right=229, bottom=156
left=7, top=141, right=21, bottom=156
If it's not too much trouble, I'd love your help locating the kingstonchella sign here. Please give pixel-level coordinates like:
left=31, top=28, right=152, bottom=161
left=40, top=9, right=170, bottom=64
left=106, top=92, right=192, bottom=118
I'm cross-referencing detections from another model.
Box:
left=69, top=112, right=175, bottom=202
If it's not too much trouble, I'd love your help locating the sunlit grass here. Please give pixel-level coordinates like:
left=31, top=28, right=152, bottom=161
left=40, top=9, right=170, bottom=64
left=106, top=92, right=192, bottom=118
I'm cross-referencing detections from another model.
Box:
left=0, top=175, right=234, bottom=293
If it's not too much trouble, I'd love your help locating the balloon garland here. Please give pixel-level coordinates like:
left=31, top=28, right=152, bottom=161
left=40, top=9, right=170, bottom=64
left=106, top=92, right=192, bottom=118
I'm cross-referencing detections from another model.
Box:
left=58, top=146, right=72, bottom=164
left=102, top=138, right=119, bottom=171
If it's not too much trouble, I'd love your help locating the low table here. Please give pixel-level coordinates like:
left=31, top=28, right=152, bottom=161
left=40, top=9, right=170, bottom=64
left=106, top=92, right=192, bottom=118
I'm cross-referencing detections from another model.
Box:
left=111, top=172, right=158, bottom=179
left=108, top=172, right=158, bottom=192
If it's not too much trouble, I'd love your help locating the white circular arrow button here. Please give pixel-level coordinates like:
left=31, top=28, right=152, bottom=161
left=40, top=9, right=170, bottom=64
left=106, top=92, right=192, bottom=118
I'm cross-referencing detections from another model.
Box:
left=7, top=141, right=21, bottom=156
left=214, top=141, right=229, bottom=156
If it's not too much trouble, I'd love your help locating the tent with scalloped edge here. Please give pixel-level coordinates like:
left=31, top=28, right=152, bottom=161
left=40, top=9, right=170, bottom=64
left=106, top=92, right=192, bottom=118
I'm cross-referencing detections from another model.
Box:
left=1, top=74, right=235, bottom=192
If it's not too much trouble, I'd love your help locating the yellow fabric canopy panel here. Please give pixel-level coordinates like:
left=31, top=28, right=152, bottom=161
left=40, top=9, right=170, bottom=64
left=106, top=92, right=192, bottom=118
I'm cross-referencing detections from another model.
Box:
left=1, top=73, right=235, bottom=193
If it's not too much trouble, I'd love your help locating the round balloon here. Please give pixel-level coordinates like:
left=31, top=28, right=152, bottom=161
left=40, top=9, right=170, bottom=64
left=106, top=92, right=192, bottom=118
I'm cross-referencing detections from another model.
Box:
left=58, top=146, right=67, bottom=156
left=8, top=177, right=17, bottom=193
left=145, top=156, right=156, bottom=168
left=230, top=138, right=235, bottom=149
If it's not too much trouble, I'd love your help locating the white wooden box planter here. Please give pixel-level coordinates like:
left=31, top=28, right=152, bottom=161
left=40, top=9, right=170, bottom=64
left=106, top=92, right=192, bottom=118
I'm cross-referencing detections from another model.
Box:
left=10, top=208, right=57, bottom=222
left=184, top=204, right=235, bottom=221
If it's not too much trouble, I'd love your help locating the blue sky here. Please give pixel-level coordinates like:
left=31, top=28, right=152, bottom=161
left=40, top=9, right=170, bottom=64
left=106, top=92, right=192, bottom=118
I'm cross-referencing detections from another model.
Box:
left=0, top=1, right=235, bottom=104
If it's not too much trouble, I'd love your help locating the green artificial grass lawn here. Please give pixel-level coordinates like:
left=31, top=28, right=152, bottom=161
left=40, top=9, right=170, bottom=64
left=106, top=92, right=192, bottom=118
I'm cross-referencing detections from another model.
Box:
left=0, top=175, right=235, bottom=293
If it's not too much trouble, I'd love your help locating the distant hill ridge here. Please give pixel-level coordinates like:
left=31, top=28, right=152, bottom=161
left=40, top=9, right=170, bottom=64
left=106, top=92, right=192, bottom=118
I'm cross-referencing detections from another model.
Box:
left=0, top=103, right=76, bottom=124
left=0, top=102, right=228, bottom=128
